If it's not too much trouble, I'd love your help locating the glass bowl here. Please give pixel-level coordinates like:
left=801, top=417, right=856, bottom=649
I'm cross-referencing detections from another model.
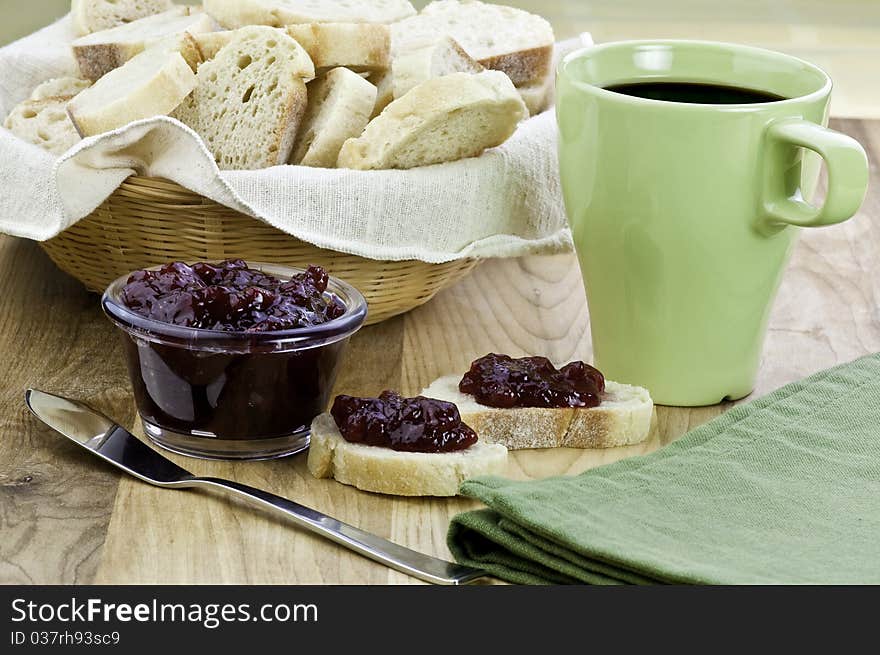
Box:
left=101, top=262, right=367, bottom=460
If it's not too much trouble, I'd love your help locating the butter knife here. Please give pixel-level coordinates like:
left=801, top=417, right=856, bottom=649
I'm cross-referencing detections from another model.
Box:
left=25, top=389, right=488, bottom=586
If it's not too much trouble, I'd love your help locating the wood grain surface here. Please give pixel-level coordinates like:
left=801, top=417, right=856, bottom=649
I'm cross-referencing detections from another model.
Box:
left=1, top=118, right=876, bottom=584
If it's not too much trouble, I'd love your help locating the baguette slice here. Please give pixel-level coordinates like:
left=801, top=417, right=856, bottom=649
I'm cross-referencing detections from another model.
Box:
left=292, top=67, right=376, bottom=167
left=392, top=0, right=554, bottom=86
left=286, top=23, right=390, bottom=71
left=307, top=413, right=508, bottom=497
left=71, top=0, right=176, bottom=36
left=172, top=26, right=313, bottom=170
left=72, top=8, right=216, bottom=81
left=368, top=69, right=393, bottom=118
left=192, top=30, right=236, bottom=61
left=421, top=376, right=654, bottom=450
left=67, top=48, right=196, bottom=137
left=149, top=31, right=206, bottom=71
left=517, top=77, right=553, bottom=116
left=29, top=77, right=92, bottom=101
left=391, top=36, right=483, bottom=99
left=337, top=70, right=526, bottom=170
left=4, top=97, right=81, bottom=155
left=203, top=0, right=416, bottom=28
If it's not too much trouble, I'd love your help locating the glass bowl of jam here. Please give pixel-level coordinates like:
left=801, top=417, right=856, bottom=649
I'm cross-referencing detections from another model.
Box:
left=101, top=260, right=367, bottom=460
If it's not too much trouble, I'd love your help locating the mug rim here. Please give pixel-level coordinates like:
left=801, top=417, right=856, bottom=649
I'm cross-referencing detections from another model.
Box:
left=558, top=39, right=832, bottom=109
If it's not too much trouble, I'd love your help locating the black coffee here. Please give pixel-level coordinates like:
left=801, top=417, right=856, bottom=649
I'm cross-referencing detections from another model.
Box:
left=603, top=81, right=786, bottom=104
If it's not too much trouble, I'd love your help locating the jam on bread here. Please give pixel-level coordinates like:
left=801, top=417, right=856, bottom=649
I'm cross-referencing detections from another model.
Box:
left=331, top=391, right=478, bottom=453
left=459, top=353, right=605, bottom=409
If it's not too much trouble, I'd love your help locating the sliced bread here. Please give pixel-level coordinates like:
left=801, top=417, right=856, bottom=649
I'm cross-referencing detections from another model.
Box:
left=172, top=26, right=313, bottom=170
left=391, top=0, right=554, bottom=86
left=72, top=8, right=216, bottom=81
left=4, top=97, right=81, bottom=155
left=517, top=77, right=553, bottom=116
left=192, top=30, right=237, bottom=61
left=337, top=69, right=527, bottom=170
left=71, top=0, right=176, bottom=36
left=292, top=67, right=376, bottom=168
left=369, top=69, right=393, bottom=118
left=286, top=23, right=390, bottom=71
left=391, top=36, right=483, bottom=99
left=29, top=77, right=92, bottom=101
left=67, top=48, right=197, bottom=137
left=421, top=376, right=654, bottom=450
left=203, top=0, right=416, bottom=28
left=307, top=413, right=508, bottom=497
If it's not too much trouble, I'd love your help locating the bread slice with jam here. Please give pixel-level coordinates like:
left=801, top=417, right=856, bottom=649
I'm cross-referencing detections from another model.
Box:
left=307, top=392, right=507, bottom=497
left=422, top=376, right=654, bottom=450
left=308, top=414, right=507, bottom=496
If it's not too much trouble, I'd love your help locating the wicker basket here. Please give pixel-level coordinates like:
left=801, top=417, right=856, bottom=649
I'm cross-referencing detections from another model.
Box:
left=39, top=177, right=479, bottom=325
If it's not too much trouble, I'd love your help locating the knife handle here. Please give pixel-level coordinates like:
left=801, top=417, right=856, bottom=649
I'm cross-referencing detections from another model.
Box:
left=187, top=477, right=487, bottom=585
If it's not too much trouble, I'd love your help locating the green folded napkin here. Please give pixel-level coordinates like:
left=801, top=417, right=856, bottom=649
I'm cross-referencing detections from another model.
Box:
left=448, top=353, right=880, bottom=584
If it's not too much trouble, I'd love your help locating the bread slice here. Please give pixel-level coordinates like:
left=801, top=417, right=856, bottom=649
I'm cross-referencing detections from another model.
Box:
left=369, top=69, right=393, bottom=118
left=337, top=70, right=526, bottom=170
left=72, top=8, right=216, bottom=81
left=67, top=48, right=197, bottom=137
left=29, top=77, right=92, bottom=101
left=307, top=413, right=507, bottom=497
left=4, top=97, right=81, bottom=155
left=203, top=0, right=416, bottom=28
left=517, top=77, right=553, bottom=116
left=421, top=376, right=654, bottom=450
left=171, top=26, right=313, bottom=170
left=193, top=30, right=236, bottom=61
left=291, top=67, right=376, bottom=168
left=392, top=0, right=554, bottom=86
left=391, top=36, right=483, bottom=99
left=149, top=31, right=206, bottom=72
left=286, top=23, right=390, bottom=72
left=71, top=0, right=176, bottom=36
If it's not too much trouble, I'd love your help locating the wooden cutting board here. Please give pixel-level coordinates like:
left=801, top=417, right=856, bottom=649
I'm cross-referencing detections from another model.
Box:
left=0, top=117, right=877, bottom=584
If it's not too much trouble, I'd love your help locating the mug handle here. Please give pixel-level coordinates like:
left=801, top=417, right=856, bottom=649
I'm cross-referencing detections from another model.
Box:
left=759, top=118, right=868, bottom=234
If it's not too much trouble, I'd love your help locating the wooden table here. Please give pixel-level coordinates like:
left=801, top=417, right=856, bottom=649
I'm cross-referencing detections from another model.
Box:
left=1, top=118, right=877, bottom=584
left=1, top=2, right=879, bottom=584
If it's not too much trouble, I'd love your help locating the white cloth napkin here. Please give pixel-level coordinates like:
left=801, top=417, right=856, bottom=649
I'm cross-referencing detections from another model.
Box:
left=0, top=17, right=592, bottom=263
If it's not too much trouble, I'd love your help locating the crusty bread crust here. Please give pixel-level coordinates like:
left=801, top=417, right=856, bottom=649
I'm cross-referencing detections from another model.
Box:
left=71, top=0, right=176, bottom=36
left=72, top=10, right=214, bottom=81
left=286, top=23, right=390, bottom=71
left=477, top=44, right=553, bottom=87
left=307, top=413, right=508, bottom=496
left=391, top=0, right=555, bottom=87
left=421, top=376, right=654, bottom=450
left=74, top=42, right=131, bottom=82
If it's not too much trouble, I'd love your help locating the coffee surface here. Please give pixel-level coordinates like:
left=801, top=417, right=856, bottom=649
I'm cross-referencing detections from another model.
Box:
left=603, top=81, right=786, bottom=104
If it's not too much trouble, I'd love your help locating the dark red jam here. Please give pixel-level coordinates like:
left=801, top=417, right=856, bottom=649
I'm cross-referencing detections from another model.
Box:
left=459, top=353, right=605, bottom=409
left=110, top=261, right=361, bottom=442
left=330, top=391, right=478, bottom=453
left=120, top=259, right=344, bottom=331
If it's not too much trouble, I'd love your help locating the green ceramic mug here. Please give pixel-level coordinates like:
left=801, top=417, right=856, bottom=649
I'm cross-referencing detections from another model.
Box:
left=557, top=40, right=868, bottom=406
